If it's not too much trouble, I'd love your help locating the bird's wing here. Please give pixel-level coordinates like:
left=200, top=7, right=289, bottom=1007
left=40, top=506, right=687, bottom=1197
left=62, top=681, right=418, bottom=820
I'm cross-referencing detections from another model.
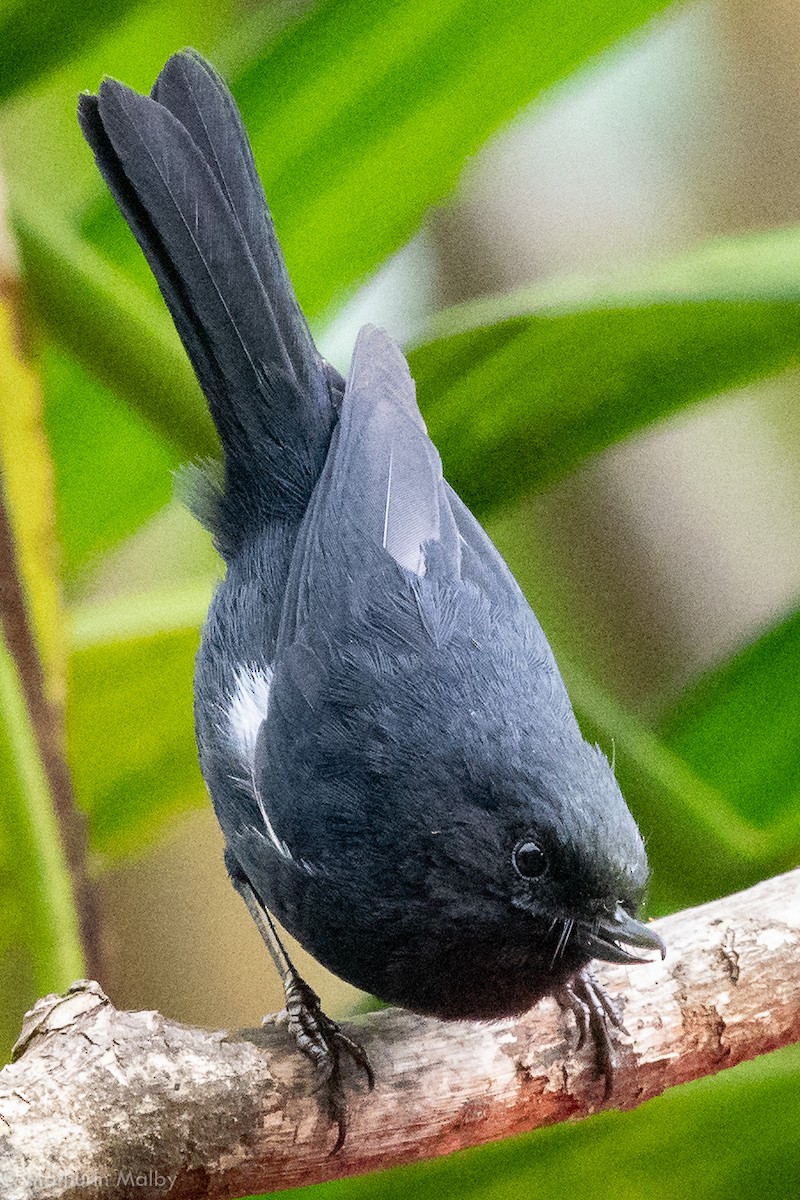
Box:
left=445, top=480, right=575, bottom=712
left=258, top=324, right=578, bottom=860
left=444, top=482, right=526, bottom=606
left=253, top=325, right=464, bottom=864
left=277, top=324, right=463, bottom=647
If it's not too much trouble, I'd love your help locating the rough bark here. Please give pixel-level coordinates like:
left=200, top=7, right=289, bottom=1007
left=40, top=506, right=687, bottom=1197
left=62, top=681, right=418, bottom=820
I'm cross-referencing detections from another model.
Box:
left=1, top=868, right=799, bottom=1200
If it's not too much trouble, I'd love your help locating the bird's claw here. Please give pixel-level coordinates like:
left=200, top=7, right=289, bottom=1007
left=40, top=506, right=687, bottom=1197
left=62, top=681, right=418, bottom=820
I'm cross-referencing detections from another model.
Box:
left=266, top=973, right=374, bottom=1152
left=556, top=968, right=625, bottom=1098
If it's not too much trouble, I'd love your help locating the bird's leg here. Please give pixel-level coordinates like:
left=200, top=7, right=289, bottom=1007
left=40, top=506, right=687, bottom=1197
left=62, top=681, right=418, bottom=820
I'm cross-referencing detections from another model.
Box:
left=556, top=968, right=626, bottom=1098
left=230, top=868, right=373, bottom=1150
left=555, top=979, right=590, bottom=1050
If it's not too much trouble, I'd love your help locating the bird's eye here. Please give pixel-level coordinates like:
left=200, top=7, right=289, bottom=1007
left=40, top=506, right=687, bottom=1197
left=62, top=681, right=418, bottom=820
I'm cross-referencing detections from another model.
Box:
left=512, top=839, right=547, bottom=879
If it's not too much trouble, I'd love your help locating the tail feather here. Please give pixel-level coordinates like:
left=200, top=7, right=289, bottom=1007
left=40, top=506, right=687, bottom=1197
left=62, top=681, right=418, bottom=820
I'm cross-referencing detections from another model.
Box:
left=79, top=91, right=217, bottom=397
left=79, top=53, right=336, bottom=552
left=151, top=51, right=318, bottom=394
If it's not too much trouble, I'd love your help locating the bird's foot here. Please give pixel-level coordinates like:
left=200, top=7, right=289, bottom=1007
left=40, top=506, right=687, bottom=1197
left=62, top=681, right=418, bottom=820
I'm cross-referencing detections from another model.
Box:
left=264, top=973, right=374, bottom=1152
left=556, top=968, right=626, bottom=1098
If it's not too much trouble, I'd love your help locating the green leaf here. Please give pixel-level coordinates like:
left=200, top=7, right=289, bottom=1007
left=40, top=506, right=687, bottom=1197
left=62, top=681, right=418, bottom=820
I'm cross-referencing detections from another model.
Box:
left=0, top=0, right=243, bottom=212
left=0, top=632, right=83, bottom=1057
left=83, top=0, right=679, bottom=320
left=232, top=0, right=679, bottom=318
left=35, top=202, right=800, bottom=533
left=13, top=197, right=217, bottom=461
left=67, top=585, right=212, bottom=862
left=567, top=608, right=800, bottom=909
left=0, top=0, right=142, bottom=105
left=660, top=608, right=800, bottom=836
left=410, top=225, right=800, bottom=514
left=42, top=346, right=179, bottom=577
left=565, top=661, right=772, bottom=912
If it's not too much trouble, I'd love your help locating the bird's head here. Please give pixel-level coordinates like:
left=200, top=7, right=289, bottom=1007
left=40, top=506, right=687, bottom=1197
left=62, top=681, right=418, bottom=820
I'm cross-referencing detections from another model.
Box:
left=499, top=737, right=665, bottom=970
left=407, top=711, right=665, bottom=992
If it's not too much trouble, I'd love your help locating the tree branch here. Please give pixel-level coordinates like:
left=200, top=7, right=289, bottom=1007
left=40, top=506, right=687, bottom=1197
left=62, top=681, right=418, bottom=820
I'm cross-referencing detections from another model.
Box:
left=2, top=869, right=799, bottom=1200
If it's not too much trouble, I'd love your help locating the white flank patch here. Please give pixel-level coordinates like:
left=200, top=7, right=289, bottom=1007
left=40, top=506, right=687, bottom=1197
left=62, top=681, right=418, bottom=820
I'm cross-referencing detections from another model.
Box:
left=226, top=664, right=316, bottom=874
left=227, top=663, right=274, bottom=764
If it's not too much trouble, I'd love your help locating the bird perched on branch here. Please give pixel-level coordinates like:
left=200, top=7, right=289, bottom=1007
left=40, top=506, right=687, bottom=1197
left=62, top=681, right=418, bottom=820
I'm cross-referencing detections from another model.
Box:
left=79, top=50, right=665, bottom=1149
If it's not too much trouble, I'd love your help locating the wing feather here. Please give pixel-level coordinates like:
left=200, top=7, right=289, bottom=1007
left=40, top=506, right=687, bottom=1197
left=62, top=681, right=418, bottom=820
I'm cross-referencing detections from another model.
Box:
left=276, top=325, right=462, bottom=647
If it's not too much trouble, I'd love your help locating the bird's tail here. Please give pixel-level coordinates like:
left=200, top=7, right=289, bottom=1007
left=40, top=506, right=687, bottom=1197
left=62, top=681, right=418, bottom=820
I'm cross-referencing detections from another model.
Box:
left=79, top=50, right=339, bottom=557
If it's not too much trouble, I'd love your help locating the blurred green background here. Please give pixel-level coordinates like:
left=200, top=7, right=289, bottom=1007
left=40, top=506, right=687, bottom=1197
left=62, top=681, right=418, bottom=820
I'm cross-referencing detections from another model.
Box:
left=0, top=0, right=799, bottom=1197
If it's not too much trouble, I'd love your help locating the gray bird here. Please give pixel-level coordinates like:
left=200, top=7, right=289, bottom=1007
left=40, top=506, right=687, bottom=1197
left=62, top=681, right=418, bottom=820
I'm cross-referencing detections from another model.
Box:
left=79, top=49, right=665, bottom=1148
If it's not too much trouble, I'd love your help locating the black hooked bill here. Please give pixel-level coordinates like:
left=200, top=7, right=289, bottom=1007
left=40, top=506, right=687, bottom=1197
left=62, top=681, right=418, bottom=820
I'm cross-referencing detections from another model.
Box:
left=576, top=904, right=667, bottom=965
